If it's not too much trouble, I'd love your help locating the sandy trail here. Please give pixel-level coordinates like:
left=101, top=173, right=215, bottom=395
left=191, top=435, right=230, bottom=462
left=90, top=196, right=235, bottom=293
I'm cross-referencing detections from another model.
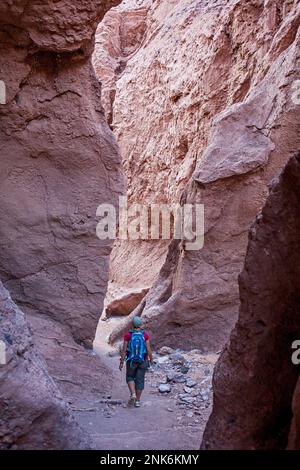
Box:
left=70, top=318, right=216, bottom=450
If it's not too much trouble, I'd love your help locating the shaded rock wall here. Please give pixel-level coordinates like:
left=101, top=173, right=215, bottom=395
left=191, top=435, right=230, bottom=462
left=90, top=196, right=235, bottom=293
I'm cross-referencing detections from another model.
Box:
left=201, top=151, right=300, bottom=450
left=0, top=281, right=87, bottom=450
left=104, top=0, right=300, bottom=351
left=0, top=0, right=123, bottom=450
left=0, top=0, right=124, bottom=346
left=288, top=375, right=300, bottom=449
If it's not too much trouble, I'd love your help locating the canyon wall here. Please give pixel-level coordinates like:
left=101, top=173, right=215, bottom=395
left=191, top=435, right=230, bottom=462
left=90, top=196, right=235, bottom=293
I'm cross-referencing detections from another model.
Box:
left=0, top=0, right=123, bottom=450
left=288, top=376, right=300, bottom=449
left=202, top=151, right=300, bottom=450
left=0, top=0, right=124, bottom=347
left=0, top=281, right=87, bottom=449
left=94, top=0, right=300, bottom=351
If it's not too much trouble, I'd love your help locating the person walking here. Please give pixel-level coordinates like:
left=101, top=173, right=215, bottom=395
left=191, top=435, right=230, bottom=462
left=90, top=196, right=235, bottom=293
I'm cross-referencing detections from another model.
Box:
left=119, top=316, right=153, bottom=408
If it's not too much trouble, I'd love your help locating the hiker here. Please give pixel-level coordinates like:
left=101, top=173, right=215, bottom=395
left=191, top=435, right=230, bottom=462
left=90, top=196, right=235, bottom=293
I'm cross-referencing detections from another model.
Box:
left=119, top=316, right=153, bottom=408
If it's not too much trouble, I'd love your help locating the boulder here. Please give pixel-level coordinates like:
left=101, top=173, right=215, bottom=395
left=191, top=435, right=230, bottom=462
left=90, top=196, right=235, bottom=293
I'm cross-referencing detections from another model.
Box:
left=0, top=281, right=88, bottom=450
left=202, top=152, right=300, bottom=449
left=105, top=288, right=149, bottom=317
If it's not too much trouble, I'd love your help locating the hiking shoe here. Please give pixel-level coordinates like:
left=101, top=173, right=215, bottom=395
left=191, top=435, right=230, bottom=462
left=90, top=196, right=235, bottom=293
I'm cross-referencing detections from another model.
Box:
left=127, top=394, right=136, bottom=407
left=134, top=400, right=141, bottom=408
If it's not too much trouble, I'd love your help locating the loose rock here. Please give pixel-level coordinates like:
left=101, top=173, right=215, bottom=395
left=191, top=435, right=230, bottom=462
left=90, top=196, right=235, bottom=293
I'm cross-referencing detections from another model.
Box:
left=170, top=353, right=185, bottom=364
left=173, top=375, right=187, bottom=384
left=180, top=396, right=196, bottom=404
left=158, top=384, right=171, bottom=394
left=186, top=378, right=197, bottom=388
left=158, top=346, right=174, bottom=356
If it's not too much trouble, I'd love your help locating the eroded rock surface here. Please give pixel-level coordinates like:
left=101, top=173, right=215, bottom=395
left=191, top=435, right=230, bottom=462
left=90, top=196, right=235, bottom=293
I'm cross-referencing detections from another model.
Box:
left=202, top=152, right=300, bottom=450
left=0, top=0, right=124, bottom=346
left=288, top=376, right=300, bottom=449
left=93, top=0, right=151, bottom=125
left=100, top=0, right=300, bottom=351
left=0, top=0, right=123, bottom=451
left=0, top=281, right=87, bottom=450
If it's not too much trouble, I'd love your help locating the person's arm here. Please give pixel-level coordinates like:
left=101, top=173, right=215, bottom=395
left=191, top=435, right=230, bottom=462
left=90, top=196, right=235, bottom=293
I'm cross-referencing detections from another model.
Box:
left=145, top=339, right=153, bottom=363
left=119, top=340, right=128, bottom=370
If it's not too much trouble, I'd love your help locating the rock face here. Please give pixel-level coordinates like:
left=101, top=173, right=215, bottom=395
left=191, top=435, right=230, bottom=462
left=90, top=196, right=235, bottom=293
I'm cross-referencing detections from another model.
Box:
left=93, top=0, right=151, bottom=125
left=0, top=281, right=87, bottom=450
left=0, top=0, right=123, bottom=451
left=0, top=0, right=124, bottom=346
left=105, top=287, right=149, bottom=317
left=93, top=0, right=169, bottom=319
left=201, top=152, right=300, bottom=450
left=98, top=0, right=300, bottom=352
left=28, top=312, right=112, bottom=411
left=288, top=376, right=300, bottom=449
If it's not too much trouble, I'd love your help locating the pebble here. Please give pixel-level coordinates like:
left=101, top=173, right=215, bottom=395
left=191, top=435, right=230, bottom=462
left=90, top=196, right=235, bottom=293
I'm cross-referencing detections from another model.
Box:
left=157, top=355, right=169, bottom=364
left=158, top=346, right=174, bottom=355
left=173, top=374, right=186, bottom=384
left=186, top=378, right=197, bottom=388
left=200, top=391, right=209, bottom=401
left=167, top=408, right=174, bottom=412
left=170, top=352, right=185, bottom=364
left=159, top=376, right=168, bottom=384
left=179, top=396, right=196, bottom=404
left=166, top=371, right=177, bottom=382
left=184, top=386, right=199, bottom=397
left=180, top=365, right=190, bottom=374
left=159, top=383, right=171, bottom=394
left=186, top=411, right=194, bottom=418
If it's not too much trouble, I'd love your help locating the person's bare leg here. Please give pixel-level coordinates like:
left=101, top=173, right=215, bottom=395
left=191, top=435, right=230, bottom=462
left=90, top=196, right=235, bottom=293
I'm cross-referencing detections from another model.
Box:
left=127, top=380, right=136, bottom=407
left=135, top=389, right=143, bottom=400
left=128, top=381, right=136, bottom=396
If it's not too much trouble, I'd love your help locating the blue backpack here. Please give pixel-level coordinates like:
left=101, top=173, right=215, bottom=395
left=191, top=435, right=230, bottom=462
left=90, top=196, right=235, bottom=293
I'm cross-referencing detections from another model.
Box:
left=127, top=330, right=147, bottom=366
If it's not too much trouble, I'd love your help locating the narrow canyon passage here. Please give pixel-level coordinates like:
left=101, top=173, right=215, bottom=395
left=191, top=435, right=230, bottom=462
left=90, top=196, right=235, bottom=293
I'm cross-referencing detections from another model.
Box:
left=1, top=0, right=300, bottom=453
left=85, top=331, right=217, bottom=450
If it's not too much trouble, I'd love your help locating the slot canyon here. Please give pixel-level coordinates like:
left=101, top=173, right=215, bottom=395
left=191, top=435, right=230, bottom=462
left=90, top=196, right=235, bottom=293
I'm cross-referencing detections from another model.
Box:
left=1, top=0, right=300, bottom=451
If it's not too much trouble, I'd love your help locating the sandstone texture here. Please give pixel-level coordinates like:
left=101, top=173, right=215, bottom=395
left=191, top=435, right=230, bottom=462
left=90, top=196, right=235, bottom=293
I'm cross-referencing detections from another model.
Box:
left=96, top=0, right=300, bottom=351
left=28, top=312, right=112, bottom=411
left=0, top=0, right=124, bottom=346
left=93, top=0, right=151, bottom=125
left=202, top=152, right=300, bottom=449
left=288, top=376, right=300, bottom=449
left=0, top=281, right=88, bottom=450
left=0, top=0, right=123, bottom=451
